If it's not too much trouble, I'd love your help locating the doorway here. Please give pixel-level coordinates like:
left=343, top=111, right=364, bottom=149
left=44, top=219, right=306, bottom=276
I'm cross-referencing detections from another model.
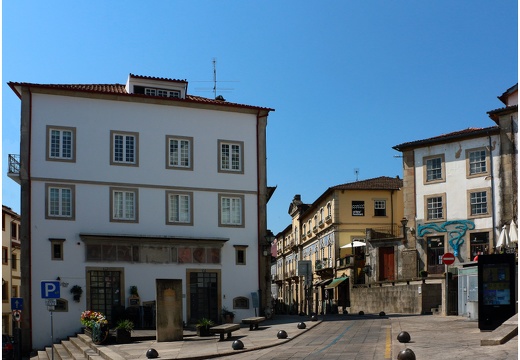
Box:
left=188, top=271, right=219, bottom=324
left=379, top=247, right=395, bottom=281
left=427, top=236, right=445, bottom=274
left=87, top=269, right=122, bottom=326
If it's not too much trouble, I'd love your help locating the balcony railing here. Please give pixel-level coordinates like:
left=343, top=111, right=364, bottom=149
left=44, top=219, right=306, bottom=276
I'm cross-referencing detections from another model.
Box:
left=367, top=225, right=400, bottom=240
left=8, top=154, right=20, bottom=175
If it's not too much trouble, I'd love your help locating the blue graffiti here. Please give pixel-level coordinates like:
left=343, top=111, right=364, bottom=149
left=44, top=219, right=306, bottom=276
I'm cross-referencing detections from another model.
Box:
left=417, top=220, right=475, bottom=257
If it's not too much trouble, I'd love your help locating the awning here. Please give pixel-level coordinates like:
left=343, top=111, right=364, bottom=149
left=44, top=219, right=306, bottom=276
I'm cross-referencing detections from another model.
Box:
left=313, top=279, right=332, bottom=287
left=324, top=276, right=348, bottom=289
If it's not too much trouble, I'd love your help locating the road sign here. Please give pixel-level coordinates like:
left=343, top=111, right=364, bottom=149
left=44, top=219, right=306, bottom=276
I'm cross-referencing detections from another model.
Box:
left=41, top=281, right=60, bottom=299
left=11, top=297, right=23, bottom=311
left=12, top=310, right=21, bottom=322
left=442, top=252, right=456, bottom=265
left=45, top=299, right=57, bottom=306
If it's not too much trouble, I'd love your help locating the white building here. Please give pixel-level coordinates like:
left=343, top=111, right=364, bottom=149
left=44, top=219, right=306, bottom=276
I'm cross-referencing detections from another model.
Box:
left=7, top=74, right=274, bottom=352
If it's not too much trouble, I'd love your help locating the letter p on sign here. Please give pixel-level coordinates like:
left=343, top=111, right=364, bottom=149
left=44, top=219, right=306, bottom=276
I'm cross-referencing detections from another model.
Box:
left=41, top=281, right=61, bottom=299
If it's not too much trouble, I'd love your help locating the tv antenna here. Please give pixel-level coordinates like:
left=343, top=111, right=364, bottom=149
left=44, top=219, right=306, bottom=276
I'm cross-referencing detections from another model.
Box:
left=193, top=58, right=237, bottom=99
left=354, top=168, right=360, bottom=181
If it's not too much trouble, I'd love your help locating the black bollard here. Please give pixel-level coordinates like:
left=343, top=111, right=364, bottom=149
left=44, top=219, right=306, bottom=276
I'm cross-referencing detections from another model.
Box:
left=379, top=311, right=386, bottom=316
left=311, top=314, right=318, bottom=321
left=297, top=322, right=306, bottom=329
left=146, top=348, right=159, bottom=359
left=277, top=330, right=288, bottom=339
left=397, top=331, right=411, bottom=343
left=358, top=311, right=364, bottom=315
left=232, top=339, right=244, bottom=350
left=397, top=348, right=416, bottom=360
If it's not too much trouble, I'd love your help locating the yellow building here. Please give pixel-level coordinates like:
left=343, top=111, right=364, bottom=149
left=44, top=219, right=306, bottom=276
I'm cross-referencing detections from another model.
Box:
left=2, top=205, right=21, bottom=335
left=274, top=176, right=403, bottom=315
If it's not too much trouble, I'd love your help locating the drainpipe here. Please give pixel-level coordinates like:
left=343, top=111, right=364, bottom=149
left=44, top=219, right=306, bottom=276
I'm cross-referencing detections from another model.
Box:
left=488, top=134, right=497, bottom=246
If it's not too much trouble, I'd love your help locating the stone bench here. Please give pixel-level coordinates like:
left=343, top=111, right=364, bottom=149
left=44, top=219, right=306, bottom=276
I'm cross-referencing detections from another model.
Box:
left=209, top=323, right=240, bottom=341
left=241, top=316, right=266, bottom=330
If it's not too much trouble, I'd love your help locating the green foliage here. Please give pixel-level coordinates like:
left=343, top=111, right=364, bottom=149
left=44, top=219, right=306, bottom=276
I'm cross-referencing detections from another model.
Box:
left=196, top=318, right=215, bottom=328
left=116, top=319, right=134, bottom=332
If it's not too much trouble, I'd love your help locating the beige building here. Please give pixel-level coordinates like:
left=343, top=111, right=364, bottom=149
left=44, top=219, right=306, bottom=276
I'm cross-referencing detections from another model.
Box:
left=2, top=205, right=21, bottom=335
left=273, top=176, right=404, bottom=315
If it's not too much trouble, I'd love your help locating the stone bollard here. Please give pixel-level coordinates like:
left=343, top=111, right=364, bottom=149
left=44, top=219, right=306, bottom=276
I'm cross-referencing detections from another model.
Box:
left=397, top=348, right=416, bottom=360
left=297, top=322, right=306, bottom=329
left=232, top=340, right=244, bottom=350
left=277, top=330, right=288, bottom=339
left=146, top=348, right=159, bottom=359
left=397, top=331, right=411, bottom=343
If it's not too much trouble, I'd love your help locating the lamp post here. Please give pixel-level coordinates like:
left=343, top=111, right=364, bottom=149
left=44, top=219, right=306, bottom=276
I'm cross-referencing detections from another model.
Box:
left=263, top=230, right=275, bottom=316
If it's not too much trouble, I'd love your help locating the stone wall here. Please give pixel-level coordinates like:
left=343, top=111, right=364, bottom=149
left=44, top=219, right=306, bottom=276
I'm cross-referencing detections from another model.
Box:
left=350, top=282, right=442, bottom=314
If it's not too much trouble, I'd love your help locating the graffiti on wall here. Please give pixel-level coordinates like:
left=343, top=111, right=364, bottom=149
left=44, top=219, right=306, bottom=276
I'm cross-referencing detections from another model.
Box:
left=417, top=220, right=475, bottom=257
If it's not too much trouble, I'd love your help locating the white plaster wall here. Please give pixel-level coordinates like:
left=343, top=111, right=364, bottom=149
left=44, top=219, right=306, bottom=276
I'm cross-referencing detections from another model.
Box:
left=28, top=93, right=261, bottom=349
left=414, top=134, right=501, bottom=262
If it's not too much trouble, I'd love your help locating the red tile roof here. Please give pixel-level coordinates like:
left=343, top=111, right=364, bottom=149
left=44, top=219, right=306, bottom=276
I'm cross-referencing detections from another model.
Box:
left=393, top=126, right=500, bottom=151
left=330, top=176, right=403, bottom=191
left=7, top=80, right=274, bottom=112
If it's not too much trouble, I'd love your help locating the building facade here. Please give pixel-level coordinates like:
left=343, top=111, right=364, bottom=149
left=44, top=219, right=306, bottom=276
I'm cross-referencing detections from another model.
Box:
left=393, top=83, right=518, bottom=280
left=7, top=74, right=273, bottom=352
left=273, top=176, right=404, bottom=315
left=2, top=205, right=21, bottom=336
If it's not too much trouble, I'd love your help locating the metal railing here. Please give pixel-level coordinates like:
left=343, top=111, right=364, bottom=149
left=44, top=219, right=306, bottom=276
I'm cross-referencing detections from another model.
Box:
left=8, top=154, right=20, bottom=175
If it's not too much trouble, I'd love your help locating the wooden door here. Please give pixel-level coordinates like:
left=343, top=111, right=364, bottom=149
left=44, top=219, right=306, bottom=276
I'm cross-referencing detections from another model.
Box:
left=379, top=247, right=395, bottom=281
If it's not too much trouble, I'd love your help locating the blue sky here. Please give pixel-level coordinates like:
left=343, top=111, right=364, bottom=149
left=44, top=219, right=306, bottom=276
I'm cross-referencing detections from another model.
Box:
left=2, top=1, right=518, bottom=234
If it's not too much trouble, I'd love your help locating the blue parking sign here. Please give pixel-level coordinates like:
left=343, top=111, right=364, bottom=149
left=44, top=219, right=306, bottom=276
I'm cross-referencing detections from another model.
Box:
left=41, top=281, right=60, bottom=298
left=11, top=297, right=23, bottom=310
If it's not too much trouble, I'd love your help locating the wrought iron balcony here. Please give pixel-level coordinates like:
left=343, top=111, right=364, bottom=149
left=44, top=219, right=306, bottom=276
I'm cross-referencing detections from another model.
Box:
left=8, top=154, right=21, bottom=184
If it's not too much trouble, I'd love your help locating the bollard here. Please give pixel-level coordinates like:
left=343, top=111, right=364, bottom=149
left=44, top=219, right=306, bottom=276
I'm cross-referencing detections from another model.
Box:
left=358, top=311, right=364, bottom=315
left=232, top=340, right=244, bottom=350
left=277, top=330, right=288, bottom=339
left=379, top=311, right=386, bottom=316
left=397, top=348, right=416, bottom=360
left=311, top=314, right=318, bottom=321
left=397, top=331, right=411, bottom=343
left=297, top=322, right=306, bottom=329
left=146, top=348, right=159, bottom=359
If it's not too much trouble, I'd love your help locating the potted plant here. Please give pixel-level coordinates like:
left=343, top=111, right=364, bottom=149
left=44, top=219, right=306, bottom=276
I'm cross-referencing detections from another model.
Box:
left=221, top=307, right=235, bottom=323
left=80, top=310, right=109, bottom=344
left=70, top=285, right=83, bottom=302
left=419, top=270, right=429, bottom=278
left=129, top=285, right=140, bottom=307
left=196, top=318, right=214, bottom=336
left=115, top=319, right=134, bottom=343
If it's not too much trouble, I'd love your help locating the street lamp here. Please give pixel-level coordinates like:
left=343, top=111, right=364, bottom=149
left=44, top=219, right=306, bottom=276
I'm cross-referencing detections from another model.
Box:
left=264, top=230, right=275, bottom=256
left=401, top=217, right=408, bottom=244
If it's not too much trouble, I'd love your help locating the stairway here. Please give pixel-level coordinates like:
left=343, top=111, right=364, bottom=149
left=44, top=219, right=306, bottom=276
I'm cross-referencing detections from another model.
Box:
left=31, top=333, right=109, bottom=360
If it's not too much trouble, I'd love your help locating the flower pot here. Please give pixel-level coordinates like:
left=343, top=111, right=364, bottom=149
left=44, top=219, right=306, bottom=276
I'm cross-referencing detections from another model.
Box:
left=197, top=326, right=212, bottom=337
left=116, top=329, right=132, bottom=344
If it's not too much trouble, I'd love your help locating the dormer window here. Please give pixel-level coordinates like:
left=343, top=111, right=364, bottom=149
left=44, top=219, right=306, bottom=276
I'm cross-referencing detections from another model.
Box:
left=145, top=88, right=181, bottom=98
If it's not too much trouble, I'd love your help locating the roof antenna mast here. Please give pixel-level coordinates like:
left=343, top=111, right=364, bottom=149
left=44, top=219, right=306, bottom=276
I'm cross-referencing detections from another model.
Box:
left=354, top=168, right=360, bottom=181
left=213, top=58, right=217, bottom=99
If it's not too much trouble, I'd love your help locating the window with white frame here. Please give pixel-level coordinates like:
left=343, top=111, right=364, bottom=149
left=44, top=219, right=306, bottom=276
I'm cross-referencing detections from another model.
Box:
left=374, top=200, right=386, bottom=217
left=326, top=202, right=332, bottom=219
left=47, top=126, right=75, bottom=162
left=467, top=148, right=488, bottom=177
left=425, top=156, right=444, bottom=182
left=166, top=191, right=192, bottom=225
left=166, top=136, right=192, bottom=170
left=218, top=140, right=243, bottom=173
left=426, top=195, right=445, bottom=221
left=111, top=131, right=138, bottom=166
left=219, top=194, right=244, bottom=227
left=111, top=188, right=138, bottom=222
left=46, top=184, right=75, bottom=220
left=469, top=189, right=489, bottom=216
